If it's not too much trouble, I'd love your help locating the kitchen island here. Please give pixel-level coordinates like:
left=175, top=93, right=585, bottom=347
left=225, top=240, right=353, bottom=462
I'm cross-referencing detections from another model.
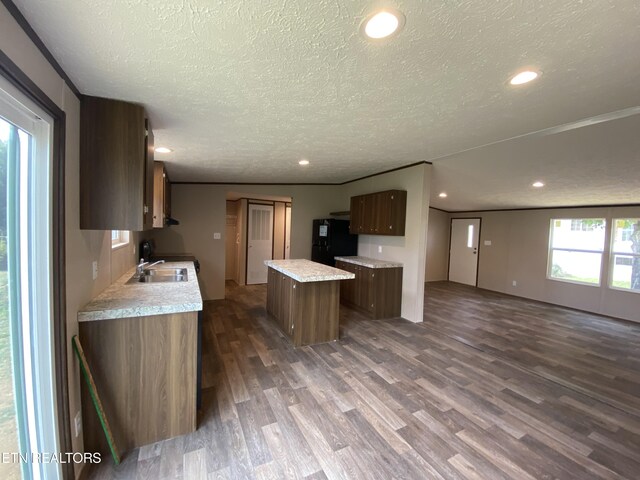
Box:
left=78, top=261, right=202, bottom=454
left=265, top=259, right=354, bottom=346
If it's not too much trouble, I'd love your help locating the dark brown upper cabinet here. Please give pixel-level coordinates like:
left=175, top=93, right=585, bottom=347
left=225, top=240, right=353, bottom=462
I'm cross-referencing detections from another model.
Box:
left=153, top=161, right=172, bottom=228
left=80, top=96, right=154, bottom=231
left=349, top=189, right=407, bottom=236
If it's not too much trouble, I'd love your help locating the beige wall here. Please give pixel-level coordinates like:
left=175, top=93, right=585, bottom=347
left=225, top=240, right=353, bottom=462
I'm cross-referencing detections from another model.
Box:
left=149, top=171, right=432, bottom=323
left=1, top=6, right=139, bottom=477
left=148, top=184, right=346, bottom=299
left=426, top=208, right=450, bottom=282
left=451, top=206, right=640, bottom=322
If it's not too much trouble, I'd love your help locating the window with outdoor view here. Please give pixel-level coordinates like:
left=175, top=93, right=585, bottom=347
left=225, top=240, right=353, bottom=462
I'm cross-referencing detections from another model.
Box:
left=111, top=230, right=130, bottom=249
left=610, top=218, right=640, bottom=292
left=548, top=218, right=606, bottom=286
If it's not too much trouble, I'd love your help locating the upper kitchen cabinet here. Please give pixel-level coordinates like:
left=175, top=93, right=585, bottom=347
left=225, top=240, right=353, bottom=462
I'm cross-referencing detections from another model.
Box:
left=349, top=190, right=407, bottom=236
left=80, top=96, right=154, bottom=231
left=153, top=161, right=172, bottom=228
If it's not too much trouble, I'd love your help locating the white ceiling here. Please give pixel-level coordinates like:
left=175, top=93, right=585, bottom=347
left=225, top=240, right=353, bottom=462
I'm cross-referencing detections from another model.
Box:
left=12, top=0, right=640, bottom=209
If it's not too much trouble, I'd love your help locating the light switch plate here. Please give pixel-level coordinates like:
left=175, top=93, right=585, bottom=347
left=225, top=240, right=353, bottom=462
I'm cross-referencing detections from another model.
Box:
left=92, top=261, right=98, bottom=280
left=213, top=232, right=221, bottom=240
left=378, top=246, right=382, bottom=253
left=512, top=280, right=517, bottom=287
left=484, top=240, right=492, bottom=246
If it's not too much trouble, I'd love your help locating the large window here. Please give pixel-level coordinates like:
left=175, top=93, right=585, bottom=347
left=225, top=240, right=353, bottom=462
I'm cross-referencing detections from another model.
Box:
left=548, top=218, right=606, bottom=286
left=610, top=218, right=640, bottom=292
left=1, top=78, right=61, bottom=479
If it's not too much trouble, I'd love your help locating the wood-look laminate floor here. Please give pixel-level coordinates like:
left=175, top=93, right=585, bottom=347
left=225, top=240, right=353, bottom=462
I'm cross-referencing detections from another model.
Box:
left=88, top=281, right=640, bottom=480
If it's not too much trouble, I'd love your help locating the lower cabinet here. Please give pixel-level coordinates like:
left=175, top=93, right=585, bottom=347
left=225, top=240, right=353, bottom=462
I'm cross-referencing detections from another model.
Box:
left=79, top=311, right=198, bottom=454
left=336, top=261, right=402, bottom=319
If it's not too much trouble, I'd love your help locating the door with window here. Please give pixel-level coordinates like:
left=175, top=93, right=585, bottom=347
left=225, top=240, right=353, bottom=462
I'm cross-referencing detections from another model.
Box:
left=247, top=204, right=274, bottom=284
left=448, top=218, right=481, bottom=286
left=1, top=79, right=60, bottom=479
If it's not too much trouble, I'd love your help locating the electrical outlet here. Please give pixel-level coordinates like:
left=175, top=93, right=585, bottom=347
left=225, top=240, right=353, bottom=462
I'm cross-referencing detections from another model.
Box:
left=512, top=280, right=517, bottom=287
left=213, top=232, right=221, bottom=240
left=74, top=411, right=82, bottom=437
left=378, top=245, right=382, bottom=253
left=133, top=244, right=136, bottom=255
left=92, top=261, right=98, bottom=280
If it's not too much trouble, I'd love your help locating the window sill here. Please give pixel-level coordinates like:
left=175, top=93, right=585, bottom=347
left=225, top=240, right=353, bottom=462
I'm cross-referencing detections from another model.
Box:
left=608, top=285, right=640, bottom=295
left=547, top=277, right=601, bottom=288
left=111, top=242, right=129, bottom=251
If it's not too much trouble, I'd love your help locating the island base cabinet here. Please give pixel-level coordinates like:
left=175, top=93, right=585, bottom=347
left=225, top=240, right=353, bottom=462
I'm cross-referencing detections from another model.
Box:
left=79, top=312, right=198, bottom=455
left=267, top=267, right=339, bottom=346
left=336, top=261, right=402, bottom=319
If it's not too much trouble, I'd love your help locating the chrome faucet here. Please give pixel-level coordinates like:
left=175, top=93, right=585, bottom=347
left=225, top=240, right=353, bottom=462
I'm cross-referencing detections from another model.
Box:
left=135, top=259, right=165, bottom=276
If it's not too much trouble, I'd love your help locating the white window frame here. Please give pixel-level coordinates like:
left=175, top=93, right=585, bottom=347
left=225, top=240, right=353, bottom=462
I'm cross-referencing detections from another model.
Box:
left=547, top=218, right=606, bottom=287
left=609, top=218, right=640, bottom=294
left=111, top=230, right=130, bottom=249
left=1, top=75, right=62, bottom=480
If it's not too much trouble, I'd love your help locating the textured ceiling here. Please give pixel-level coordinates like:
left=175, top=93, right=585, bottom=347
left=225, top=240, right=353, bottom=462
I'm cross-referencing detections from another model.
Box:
left=11, top=0, right=640, bottom=208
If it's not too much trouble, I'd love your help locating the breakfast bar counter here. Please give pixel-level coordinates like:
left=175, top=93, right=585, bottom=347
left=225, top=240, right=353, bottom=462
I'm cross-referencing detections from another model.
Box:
left=265, top=259, right=354, bottom=346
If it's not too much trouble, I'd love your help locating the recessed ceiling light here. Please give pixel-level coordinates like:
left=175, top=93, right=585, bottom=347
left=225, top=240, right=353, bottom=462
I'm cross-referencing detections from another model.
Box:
left=362, top=9, right=405, bottom=39
left=298, top=159, right=310, bottom=166
left=532, top=181, right=545, bottom=188
left=439, top=192, right=448, bottom=198
left=509, top=70, right=540, bottom=85
left=155, top=147, right=172, bottom=153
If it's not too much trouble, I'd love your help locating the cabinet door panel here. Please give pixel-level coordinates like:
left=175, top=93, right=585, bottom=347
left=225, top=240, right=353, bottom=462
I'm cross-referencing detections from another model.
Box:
left=143, top=120, right=154, bottom=230
left=387, top=190, right=407, bottom=235
left=80, top=96, right=148, bottom=230
left=359, top=267, right=374, bottom=312
left=152, top=162, right=165, bottom=228
left=350, top=196, right=366, bottom=234
left=363, top=194, right=377, bottom=234
left=281, top=276, right=294, bottom=336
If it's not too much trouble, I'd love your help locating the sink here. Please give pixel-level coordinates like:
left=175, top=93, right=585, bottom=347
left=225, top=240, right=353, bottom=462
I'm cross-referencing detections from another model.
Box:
left=137, top=275, right=187, bottom=283
left=143, top=268, right=188, bottom=277
left=128, top=267, right=188, bottom=284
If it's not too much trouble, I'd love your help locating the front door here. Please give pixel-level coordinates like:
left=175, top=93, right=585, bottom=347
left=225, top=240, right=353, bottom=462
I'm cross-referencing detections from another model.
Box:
left=247, top=204, right=273, bottom=284
left=448, top=218, right=481, bottom=286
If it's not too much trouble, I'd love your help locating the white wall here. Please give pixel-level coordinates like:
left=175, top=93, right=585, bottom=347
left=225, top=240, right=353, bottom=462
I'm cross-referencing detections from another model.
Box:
left=1, top=6, right=139, bottom=477
left=425, top=208, right=450, bottom=282
left=451, top=206, right=640, bottom=322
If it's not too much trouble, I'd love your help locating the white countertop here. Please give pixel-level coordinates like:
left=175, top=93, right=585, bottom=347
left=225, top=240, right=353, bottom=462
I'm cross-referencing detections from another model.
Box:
left=334, top=256, right=404, bottom=269
left=78, top=261, right=203, bottom=322
left=265, top=259, right=355, bottom=283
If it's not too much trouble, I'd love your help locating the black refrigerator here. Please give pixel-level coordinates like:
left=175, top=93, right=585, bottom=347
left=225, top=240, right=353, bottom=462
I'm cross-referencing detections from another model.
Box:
left=311, top=219, right=358, bottom=266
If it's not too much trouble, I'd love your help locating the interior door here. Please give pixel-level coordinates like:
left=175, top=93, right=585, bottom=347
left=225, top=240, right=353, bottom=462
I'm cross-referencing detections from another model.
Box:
left=247, top=203, right=274, bottom=284
left=448, top=218, right=481, bottom=286
left=284, top=205, right=291, bottom=259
